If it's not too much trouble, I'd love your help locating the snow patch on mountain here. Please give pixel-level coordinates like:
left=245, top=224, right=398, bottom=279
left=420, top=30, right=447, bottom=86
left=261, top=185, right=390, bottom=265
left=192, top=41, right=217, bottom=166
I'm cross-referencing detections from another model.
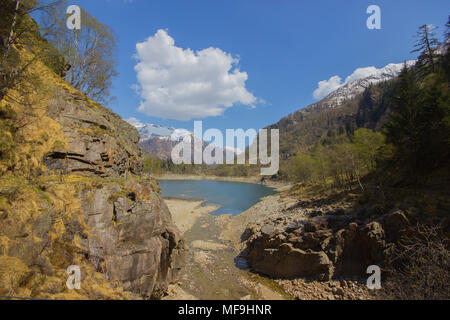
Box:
left=126, top=117, right=191, bottom=142
left=313, top=61, right=416, bottom=108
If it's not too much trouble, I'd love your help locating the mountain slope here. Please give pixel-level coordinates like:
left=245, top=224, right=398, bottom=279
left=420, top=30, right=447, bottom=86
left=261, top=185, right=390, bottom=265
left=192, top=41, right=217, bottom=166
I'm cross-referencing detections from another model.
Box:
left=125, top=120, right=191, bottom=160
left=312, top=61, right=415, bottom=110
left=266, top=61, right=413, bottom=162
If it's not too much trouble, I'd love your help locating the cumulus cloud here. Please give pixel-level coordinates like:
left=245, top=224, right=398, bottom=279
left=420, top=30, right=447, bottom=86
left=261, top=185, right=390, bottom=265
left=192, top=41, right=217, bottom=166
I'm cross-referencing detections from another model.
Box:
left=313, top=67, right=381, bottom=99
left=344, top=66, right=379, bottom=83
left=125, top=117, right=144, bottom=128
left=133, top=29, right=257, bottom=121
left=313, top=75, right=343, bottom=100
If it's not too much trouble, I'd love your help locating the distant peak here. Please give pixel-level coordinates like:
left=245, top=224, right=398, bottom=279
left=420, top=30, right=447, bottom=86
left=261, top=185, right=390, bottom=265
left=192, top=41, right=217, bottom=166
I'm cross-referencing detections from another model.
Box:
left=315, top=60, right=416, bottom=109
left=125, top=118, right=191, bottom=142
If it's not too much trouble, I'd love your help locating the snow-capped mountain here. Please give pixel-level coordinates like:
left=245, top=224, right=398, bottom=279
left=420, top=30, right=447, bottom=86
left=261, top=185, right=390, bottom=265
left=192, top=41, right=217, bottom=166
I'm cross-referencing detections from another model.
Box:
left=264, top=59, right=419, bottom=158
left=315, top=61, right=416, bottom=110
left=126, top=118, right=191, bottom=143
left=125, top=118, right=193, bottom=159
left=126, top=118, right=238, bottom=161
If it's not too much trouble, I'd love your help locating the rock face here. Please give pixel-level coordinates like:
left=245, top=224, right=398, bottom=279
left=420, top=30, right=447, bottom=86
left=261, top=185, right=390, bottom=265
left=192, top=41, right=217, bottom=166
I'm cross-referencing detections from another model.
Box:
left=243, top=206, right=409, bottom=280
left=44, top=88, right=143, bottom=177
left=39, top=88, right=187, bottom=298
left=3, top=86, right=186, bottom=299
left=79, top=180, right=185, bottom=299
left=0, top=25, right=185, bottom=299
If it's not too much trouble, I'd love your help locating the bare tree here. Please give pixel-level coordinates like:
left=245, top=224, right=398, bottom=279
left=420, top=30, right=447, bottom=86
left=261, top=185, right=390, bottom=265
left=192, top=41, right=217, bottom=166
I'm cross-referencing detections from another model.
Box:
left=1, top=0, right=21, bottom=68
left=0, top=0, right=63, bottom=100
left=41, top=1, right=118, bottom=104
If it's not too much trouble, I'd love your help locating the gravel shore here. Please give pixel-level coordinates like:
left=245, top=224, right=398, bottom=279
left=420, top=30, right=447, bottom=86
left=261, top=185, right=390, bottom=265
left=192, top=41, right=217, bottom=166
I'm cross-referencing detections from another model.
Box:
left=162, top=195, right=287, bottom=300
left=162, top=181, right=373, bottom=300
left=165, top=199, right=219, bottom=234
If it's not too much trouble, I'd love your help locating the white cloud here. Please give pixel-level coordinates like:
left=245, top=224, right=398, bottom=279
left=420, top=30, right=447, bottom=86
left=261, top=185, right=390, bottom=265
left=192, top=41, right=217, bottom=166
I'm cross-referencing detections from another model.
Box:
left=125, top=117, right=144, bottom=128
left=344, top=66, right=379, bottom=83
left=313, top=75, right=342, bottom=100
left=133, top=29, right=257, bottom=121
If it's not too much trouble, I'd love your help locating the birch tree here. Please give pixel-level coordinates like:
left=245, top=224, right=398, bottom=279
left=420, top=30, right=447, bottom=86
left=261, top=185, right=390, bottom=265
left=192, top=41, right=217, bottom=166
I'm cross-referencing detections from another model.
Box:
left=42, top=2, right=118, bottom=104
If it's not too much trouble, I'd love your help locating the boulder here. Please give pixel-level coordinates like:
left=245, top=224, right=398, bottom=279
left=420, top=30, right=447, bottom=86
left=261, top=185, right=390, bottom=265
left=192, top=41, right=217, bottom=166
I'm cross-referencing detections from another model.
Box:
left=246, top=241, right=333, bottom=280
left=379, top=210, right=410, bottom=242
left=334, top=221, right=387, bottom=276
left=80, top=182, right=186, bottom=299
left=244, top=211, right=391, bottom=280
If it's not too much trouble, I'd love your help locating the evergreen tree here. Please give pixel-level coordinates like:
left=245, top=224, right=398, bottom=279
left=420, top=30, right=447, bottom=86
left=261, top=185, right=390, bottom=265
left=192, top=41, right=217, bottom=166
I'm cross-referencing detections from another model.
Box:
left=384, top=66, right=422, bottom=178
left=443, top=16, right=450, bottom=81
left=412, top=24, right=441, bottom=75
left=384, top=21, right=450, bottom=180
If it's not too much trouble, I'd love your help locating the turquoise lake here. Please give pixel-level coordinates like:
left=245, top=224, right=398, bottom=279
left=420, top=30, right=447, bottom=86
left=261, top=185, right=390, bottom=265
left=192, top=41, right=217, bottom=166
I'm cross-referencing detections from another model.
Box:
left=159, top=180, right=277, bottom=216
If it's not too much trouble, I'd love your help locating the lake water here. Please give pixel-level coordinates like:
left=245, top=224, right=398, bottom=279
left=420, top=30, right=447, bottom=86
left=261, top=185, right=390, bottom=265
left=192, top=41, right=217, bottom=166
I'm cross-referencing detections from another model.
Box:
left=159, top=180, right=277, bottom=216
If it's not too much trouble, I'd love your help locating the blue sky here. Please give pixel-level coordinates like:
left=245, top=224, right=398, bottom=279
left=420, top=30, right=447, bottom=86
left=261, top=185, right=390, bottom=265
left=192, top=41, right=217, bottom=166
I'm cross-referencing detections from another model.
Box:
left=61, top=0, right=448, bottom=135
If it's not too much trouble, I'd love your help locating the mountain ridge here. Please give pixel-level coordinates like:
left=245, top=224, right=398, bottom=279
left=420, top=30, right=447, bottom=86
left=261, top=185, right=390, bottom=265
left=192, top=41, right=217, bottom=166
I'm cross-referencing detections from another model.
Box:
left=311, top=61, right=416, bottom=110
left=262, top=60, right=414, bottom=164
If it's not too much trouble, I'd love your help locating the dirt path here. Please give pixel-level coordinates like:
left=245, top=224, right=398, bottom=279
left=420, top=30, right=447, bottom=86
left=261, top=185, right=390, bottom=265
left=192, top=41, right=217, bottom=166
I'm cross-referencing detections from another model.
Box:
left=163, top=199, right=288, bottom=300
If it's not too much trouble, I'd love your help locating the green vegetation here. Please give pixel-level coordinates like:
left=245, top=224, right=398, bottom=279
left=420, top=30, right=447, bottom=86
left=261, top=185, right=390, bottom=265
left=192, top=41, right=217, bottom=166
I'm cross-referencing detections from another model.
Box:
left=0, top=104, right=17, bottom=172
left=1, top=0, right=448, bottom=300
left=143, top=154, right=166, bottom=175
left=142, top=156, right=260, bottom=177
left=285, top=128, right=386, bottom=189
left=384, top=41, right=450, bottom=183
left=0, top=1, right=117, bottom=104
left=283, top=20, right=450, bottom=193
left=1, top=1, right=55, bottom=101
left=281, top=20, right=450, bottom=300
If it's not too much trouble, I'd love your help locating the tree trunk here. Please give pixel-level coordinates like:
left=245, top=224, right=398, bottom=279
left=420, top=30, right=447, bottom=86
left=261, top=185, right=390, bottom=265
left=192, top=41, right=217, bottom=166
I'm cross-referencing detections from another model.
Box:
left=1, top=0, right=21, bottom=68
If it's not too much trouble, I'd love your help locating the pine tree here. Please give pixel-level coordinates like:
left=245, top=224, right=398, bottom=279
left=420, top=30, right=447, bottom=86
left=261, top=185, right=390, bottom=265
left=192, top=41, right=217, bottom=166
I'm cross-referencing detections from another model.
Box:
left=412, top=24, right=441, bottom=75
left=443, top=16, right=450, bottom=81
left=384, top=65, right=422, bottom=178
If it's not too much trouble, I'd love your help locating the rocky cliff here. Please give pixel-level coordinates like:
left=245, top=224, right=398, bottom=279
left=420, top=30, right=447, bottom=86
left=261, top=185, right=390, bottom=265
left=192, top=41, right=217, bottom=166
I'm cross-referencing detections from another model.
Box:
left=0, top=51, right=185, bottom=299
left=43, top=88, right=144, bottom=177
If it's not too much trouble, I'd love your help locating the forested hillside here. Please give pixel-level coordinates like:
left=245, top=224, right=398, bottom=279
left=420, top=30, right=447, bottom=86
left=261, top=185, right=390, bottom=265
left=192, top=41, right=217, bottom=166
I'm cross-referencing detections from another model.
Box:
left=242, top=22, right=450, bottom=300
left=281, top=22, right=450, bottom=191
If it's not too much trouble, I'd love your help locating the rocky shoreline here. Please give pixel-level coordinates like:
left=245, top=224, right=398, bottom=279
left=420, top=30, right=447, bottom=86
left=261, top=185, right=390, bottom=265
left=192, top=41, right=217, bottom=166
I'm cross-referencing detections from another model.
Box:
left=161, top=179, right=393, bottom=300
left=219, top=191, right=377, bottom=300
